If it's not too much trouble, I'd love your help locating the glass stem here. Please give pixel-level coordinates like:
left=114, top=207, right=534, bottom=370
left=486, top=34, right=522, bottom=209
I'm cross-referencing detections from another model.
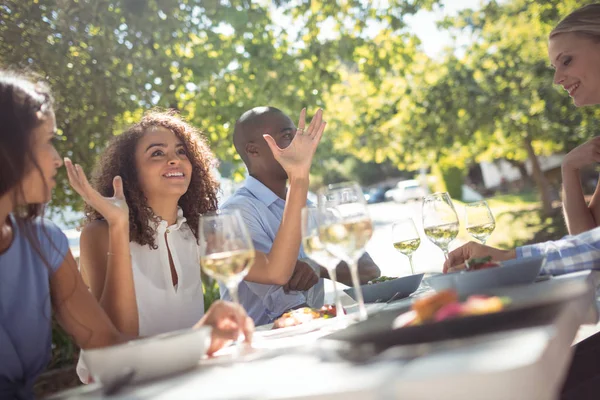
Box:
left=408, top=254, right=415, bottom=275
left=227, top=282, right=240, bottom=305
left=327, top=265, right=345, bottom=318
left=349, top=259, right=368, bottom=321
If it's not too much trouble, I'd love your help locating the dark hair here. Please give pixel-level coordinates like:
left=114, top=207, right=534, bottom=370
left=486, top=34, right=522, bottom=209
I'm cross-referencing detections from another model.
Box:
left=84, top=110, right=219, bottom=248
left=0, top=70, right=54, bottom=219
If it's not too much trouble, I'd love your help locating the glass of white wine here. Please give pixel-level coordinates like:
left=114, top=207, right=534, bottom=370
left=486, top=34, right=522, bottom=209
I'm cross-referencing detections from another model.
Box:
left=198, top=209, right=255, bottom=306
left=422, top=192, right=459, bottom=260
left=302, top=206, right=345, bottom=320
left=465, top=200, right=496, bottom=244
left=392, top=218, right=421, bottom=275
left=318, top=182, right=373, bottom=321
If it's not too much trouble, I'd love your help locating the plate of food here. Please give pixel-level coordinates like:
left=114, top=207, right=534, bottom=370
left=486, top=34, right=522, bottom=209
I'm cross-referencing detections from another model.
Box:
left=323, top=278, right=589, bottom=350
left=255, top=305, right=341, bottom=339
left=82, top=326, right=212, bottom=384
left=427, top=255, right=545, bottom=296
left=344, top=273, right=424, bottom=303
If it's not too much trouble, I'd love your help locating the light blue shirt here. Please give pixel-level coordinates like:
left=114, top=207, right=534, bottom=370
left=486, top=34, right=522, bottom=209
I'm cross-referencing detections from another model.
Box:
left=220, top=176, right=324, bottom=325
left=0, top=216, right=68, bottom=400
left=517, top=226, right=600, bottom=275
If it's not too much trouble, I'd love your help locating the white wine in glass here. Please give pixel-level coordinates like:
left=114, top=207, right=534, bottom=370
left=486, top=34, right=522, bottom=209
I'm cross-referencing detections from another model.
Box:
left=465, top=200, right=496, bottom=244
left=198, top=209, right=255, bottom=306
left=302, top=206, right=344, bottom=320
left=422, top=192, right=459, bottom=260
left=392, top=218, right=421, bottom=275
left=318, top=182, right=373, bottom=321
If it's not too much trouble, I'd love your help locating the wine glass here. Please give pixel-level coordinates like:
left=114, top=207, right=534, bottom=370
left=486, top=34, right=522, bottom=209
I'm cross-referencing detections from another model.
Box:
left=422, top=192, right=459, bottom=260
left=392, top=218, right=421, bottom=275
left=198, top=209, right=255, bottom=306
left=318, top=182, right=373, bottom=321
left=465, top=200, right=496, bottom=244
left=302, top=206, right=345, bottom=321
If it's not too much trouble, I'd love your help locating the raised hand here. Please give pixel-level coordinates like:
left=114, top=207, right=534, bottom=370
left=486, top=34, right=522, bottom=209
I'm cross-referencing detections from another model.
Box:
left=196, top=300, right=254, bottom=355
left=563, top=136, right=600, bottom=171
left=64, top=157, right=129, bottom=227
left=263, top=108, right=326, bottom=180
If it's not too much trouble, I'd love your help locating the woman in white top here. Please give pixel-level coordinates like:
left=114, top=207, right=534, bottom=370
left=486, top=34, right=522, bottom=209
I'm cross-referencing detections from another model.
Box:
left=69, top=109, right=325, bottom=380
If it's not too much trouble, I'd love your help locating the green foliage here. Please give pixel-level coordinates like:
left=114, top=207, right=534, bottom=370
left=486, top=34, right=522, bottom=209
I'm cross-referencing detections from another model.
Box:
left=0, top=0, right=439, bottom=212
left=440, top=166, right=464, bottom=201
left=49, top=317, right=77, bottom=370
left=202, top=274, right=220, bottom=312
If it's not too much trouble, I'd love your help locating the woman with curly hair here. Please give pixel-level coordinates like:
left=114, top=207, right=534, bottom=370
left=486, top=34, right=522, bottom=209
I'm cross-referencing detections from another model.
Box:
left=70, top=108, right=325, bottom=382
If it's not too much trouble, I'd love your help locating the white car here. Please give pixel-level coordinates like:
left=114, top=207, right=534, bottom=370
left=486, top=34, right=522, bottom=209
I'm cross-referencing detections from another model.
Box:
left=387, top=180, right=428, bottom=203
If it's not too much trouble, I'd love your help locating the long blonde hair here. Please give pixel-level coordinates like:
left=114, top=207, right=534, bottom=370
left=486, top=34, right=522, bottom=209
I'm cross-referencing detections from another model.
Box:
left=550, top=3, right=600, bottom=40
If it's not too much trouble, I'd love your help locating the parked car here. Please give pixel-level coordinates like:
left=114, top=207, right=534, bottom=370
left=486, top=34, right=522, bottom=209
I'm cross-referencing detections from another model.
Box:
left=386, top=180, right=428, bottom=203
left=366, top=186, right=392, bottom=204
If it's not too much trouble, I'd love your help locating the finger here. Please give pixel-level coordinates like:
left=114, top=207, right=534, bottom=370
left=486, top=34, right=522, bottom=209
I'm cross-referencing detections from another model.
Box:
left=75, top=164, right=93, bottom=189
left=113, top=176, right=125, bottom=199
left=313, top=121, right=326, bottom=143
left=288, top=270, right=303, bottom=291
left=447, top=263, right=467, bottom=274
left=297, top=108, right=307, bottom=131
left=444, top=247, right=467, bottom=273
left=64, top=158, right=82, bottom=189
left=306, top=109, right=322, bottom=135
left=243, top=316, right=254, bottom=344
left=299, top=270, right=317, bottom=291
left=263, top=134, right=282, bottom=155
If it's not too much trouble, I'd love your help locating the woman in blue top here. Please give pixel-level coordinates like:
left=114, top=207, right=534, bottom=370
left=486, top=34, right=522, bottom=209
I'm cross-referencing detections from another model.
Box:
left=0, top=71, right=253, bottom=399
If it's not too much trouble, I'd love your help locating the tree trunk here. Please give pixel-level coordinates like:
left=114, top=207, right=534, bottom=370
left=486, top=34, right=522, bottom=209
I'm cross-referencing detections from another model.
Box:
left=505, top=158, right=532, bottom=188
left=523, top=137, right=553, bottom=216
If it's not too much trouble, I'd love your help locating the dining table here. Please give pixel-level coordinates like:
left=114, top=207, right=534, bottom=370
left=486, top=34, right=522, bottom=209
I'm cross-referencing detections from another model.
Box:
left=49, top=270, right=600, bottom=400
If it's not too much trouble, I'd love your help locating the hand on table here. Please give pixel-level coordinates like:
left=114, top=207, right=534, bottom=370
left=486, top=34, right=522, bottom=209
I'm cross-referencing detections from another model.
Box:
left=443, top=242, right=516, bottom=273
left=196, top=300, right=254, bottom=355
left=283, top=260, right=319, bottom=293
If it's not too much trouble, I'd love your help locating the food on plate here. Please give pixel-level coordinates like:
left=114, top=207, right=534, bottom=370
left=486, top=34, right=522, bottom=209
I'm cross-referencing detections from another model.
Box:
left=465, top=256, right=500, bottom=271
left=272, top=305, right=341, bottom=329
left=368, top=276, right=396, bottom=284
left=412, top=289, right=458, bottom=321
left=393, top=290, right=509, bottom=328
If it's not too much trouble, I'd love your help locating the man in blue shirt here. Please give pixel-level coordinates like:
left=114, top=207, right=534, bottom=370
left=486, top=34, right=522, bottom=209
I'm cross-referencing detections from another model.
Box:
left=221, top=106, right=380, bottom=325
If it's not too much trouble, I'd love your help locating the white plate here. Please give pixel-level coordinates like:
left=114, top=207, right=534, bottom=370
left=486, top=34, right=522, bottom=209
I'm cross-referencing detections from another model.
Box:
left=82, top=326, right=212, bottom=384
left=428, top=256, right=546, bottom=296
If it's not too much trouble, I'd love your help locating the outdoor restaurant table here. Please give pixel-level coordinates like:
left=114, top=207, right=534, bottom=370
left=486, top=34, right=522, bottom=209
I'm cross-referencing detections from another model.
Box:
left=49, top=271, right=600, bottom=400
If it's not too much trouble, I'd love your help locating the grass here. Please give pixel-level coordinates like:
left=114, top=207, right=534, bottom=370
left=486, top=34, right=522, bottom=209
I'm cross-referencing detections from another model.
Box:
left=453, top=190, right=567, bottom=250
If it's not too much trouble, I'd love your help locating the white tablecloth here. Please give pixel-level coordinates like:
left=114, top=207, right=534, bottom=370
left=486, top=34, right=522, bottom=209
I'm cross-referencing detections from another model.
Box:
left=51, top=272, right=600, bottom=400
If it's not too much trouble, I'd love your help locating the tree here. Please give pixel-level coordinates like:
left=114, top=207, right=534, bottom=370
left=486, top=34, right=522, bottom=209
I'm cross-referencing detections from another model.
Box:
left=0, top=0, right=441, bottom=215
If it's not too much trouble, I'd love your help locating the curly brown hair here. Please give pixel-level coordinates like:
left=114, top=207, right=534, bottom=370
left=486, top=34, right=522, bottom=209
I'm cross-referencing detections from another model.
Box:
left=84, top=110, right=219, bottom=248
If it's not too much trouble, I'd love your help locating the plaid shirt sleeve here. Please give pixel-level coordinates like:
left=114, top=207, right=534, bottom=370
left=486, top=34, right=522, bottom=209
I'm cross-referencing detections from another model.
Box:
left=516, top=226, right=600, bottom=275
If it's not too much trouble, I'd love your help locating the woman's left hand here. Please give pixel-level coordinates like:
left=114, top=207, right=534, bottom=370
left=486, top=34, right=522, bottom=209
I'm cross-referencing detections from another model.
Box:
left=195, top=300, right=254, bottom=355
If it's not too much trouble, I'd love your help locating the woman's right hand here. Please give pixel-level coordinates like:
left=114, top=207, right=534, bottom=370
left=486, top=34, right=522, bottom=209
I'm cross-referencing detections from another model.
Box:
left=263, top=108, right=326, bottom=180
left=563, top=137, right=600, bottom=171
left=195, top=300, right=254, bottom=355
left=65, top=158, right=129, bottom=227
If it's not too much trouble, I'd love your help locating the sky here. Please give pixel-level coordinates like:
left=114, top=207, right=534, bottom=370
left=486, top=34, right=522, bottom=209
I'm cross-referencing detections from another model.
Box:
left=404, top=0, right=486, bottom=59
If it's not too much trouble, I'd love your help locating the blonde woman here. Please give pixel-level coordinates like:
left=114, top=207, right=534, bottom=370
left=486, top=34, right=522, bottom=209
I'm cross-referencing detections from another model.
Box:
left=552, top=3, right=600, bottom=235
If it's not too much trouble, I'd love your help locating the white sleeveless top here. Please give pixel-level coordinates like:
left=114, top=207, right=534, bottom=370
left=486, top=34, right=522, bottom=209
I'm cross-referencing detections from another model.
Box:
left=77, top=208, right=205, bottom=382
